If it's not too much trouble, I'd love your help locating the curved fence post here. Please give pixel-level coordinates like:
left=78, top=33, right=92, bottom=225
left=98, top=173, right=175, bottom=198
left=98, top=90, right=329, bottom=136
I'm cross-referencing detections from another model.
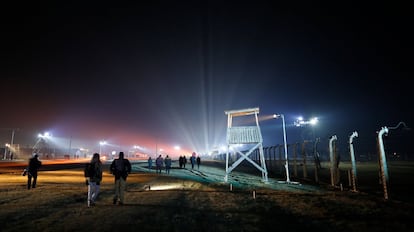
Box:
left=349, top=131, right=358, bottom=192
left=329, top=135, right=338, bottom=187
left=377, top=127, right=389, bottom=200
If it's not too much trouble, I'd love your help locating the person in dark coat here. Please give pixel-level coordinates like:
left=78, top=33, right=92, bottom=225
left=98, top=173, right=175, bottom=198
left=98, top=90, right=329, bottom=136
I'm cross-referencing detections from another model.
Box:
left=190, top=152, right=196, bottom=169
left=27, top=154, right=42, bottom=189
left=196, top=156, right=201, bottom=170
left=183, top=155, right=187, bottom=168
left=178, top=155, right=183, bottom=168
left=85, top=153, right=103, bottom=207
left=110, top=152, right=131, bottom=205
left=164, top=155, right=172, bottom=174
left=155, top=155, right=163, bottom=174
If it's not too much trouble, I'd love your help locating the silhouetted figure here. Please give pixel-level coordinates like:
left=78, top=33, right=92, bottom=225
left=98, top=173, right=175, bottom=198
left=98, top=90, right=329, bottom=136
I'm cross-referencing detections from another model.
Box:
left=27, top=154, right=42, bottom=189
left=110, top=152, right=131, bottom=205
left=155, top=155, right=163, bottom=174
left=196, top=156, right=201, bottom=170
left=190, top=152, right=196, bottom=169
left=164, top=155, right=172, bottom=174
left=179, top=156, right=183, bottom=168
left=183, top=155, right=187, bottom=168
left=84, top=153, right=103, bottom=207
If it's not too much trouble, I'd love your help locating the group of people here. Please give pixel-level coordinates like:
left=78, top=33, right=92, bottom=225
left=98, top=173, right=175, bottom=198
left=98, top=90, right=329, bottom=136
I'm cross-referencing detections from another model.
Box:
left=178, top=155, right=187, bottom=168
left=26, top=151, right=132, bottom=207
left=151, top=154, right=172, bottom=174
left=149, top=153, right=201, bottom=172
left=82, top=151, right=132, bottom=207
left=26, top=151, right=201, bottom=207
left=84, top=151, right=132, bottom=207
left=189, top=152, right=201, bottom=170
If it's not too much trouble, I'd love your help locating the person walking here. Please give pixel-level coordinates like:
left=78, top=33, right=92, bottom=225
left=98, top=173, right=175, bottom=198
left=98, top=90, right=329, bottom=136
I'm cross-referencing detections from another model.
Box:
left=110, top=152, right=131, bottom=205
left=183, top=155, right=187, bottom=168
left=196, top=156, right=201, bottom=170
left=27, top=153, right=42, bottom=190
left=178, top=155, right=183, bottom=168
left=155, top=154, right=163, bottom=174
left=84, top=153, right=103, bottom=207
left=190, top=152, right=196, bottom=169
left=164, top=155, right=172, bottom=174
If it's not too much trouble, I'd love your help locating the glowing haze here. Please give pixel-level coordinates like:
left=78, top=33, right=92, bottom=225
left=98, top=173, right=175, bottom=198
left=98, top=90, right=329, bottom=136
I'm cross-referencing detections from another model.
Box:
left=1, top=2, right=412, bottom=158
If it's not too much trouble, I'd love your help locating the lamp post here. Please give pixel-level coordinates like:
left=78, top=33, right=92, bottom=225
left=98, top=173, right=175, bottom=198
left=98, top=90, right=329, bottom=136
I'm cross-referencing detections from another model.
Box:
left=273, top=114, right=298, bottom=184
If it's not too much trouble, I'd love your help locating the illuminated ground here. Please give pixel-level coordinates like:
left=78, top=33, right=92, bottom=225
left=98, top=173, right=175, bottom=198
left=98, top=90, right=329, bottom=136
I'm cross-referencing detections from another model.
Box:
left=0, top=160, right=413, bottom=231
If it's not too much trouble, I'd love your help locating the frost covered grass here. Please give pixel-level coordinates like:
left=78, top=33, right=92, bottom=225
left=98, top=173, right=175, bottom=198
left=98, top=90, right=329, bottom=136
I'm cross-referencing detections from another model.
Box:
left=0, top=160, right=413, bottom=232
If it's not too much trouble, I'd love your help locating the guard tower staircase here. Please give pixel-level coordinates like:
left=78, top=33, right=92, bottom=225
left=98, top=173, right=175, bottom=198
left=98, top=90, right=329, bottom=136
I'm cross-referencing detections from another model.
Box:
left=224, top=107, right=268, bottom=183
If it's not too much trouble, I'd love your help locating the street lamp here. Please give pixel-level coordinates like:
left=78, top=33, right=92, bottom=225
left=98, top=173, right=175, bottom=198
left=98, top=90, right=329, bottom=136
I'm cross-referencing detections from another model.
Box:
left=273, top=114, right=298, bottom=184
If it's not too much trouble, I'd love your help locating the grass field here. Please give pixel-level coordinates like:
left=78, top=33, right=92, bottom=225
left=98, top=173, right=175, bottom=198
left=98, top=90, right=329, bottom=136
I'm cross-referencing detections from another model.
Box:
left=0, top=160, right=413, bottom=232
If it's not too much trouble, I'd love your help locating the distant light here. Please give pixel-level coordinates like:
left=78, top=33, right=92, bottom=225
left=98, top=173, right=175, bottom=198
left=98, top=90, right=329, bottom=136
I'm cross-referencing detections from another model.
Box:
left=294, top=117, right=305, bottom=127
left=272, top=114, right=281, bottom=119
left=38, top=132, right=51, bottom=138
left=133, top=145, right=142, bottom=150
left=310, top=117, right=318, bottom=125
left=294, top=116, right=318, bottom=127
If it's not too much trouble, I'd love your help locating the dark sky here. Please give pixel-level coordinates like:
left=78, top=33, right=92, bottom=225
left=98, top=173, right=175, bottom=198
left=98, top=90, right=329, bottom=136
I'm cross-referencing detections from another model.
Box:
left=1, top=1, right=412, bottom=157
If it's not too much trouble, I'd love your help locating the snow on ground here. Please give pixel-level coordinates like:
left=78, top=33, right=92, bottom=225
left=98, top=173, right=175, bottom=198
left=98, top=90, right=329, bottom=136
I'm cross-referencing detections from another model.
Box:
left=132, top=159, right=324, bottom=193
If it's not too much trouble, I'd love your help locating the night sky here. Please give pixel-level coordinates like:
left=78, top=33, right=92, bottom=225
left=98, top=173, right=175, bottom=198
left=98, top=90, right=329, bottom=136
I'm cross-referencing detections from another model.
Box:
left=1, top=1, right=412, bottom=157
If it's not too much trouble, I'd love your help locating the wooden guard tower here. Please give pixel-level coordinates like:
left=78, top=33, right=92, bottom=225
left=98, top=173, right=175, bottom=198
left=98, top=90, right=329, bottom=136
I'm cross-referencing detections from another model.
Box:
left=224, top=107, right=268, bottom=183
